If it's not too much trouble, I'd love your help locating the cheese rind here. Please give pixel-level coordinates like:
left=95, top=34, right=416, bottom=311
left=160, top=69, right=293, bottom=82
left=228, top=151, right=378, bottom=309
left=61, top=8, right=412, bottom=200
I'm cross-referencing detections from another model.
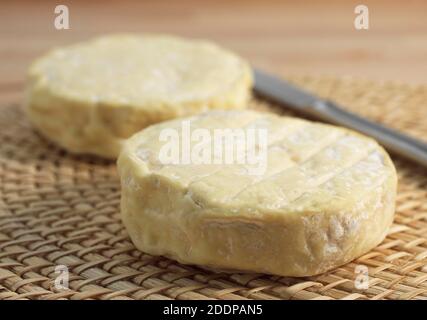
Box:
left=118, top=110, right=397, bottom=277
left=25, top=34, right=253, bottom=158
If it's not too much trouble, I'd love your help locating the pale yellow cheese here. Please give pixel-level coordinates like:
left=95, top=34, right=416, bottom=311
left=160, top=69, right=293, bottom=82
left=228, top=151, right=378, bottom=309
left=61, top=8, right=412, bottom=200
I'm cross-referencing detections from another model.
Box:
left=25, top=34, right=253, bottom=158
left=118, top=110, right=397, bottom=277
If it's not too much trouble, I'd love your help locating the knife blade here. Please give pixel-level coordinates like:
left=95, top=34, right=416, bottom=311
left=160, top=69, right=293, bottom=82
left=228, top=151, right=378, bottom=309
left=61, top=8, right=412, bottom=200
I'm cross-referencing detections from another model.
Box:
left=254, top=68, right=427, bottom=167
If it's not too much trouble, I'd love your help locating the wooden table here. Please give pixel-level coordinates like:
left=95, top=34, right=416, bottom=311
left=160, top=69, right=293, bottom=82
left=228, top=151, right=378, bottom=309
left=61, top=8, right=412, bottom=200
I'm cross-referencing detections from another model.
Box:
left=1, top=0, right=426, bottom=104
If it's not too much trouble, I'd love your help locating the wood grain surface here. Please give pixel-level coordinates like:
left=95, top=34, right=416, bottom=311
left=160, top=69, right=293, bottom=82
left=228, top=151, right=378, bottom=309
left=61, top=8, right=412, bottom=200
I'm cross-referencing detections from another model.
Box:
left=1, top=0, right=426, bottom=104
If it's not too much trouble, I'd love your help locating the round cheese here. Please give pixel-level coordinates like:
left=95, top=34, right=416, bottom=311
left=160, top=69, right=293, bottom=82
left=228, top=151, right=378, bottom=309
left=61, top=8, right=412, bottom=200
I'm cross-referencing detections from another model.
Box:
left=118, top=110, right=397, bottom=277
left=25, top=34, right=253, bottom=158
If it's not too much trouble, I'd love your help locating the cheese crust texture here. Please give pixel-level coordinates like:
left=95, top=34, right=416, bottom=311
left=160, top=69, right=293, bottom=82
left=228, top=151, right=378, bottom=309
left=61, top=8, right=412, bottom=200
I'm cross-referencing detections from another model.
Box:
left=118, top=110, right=397, bottom=277
left=25, top=34, right=253, bottom=158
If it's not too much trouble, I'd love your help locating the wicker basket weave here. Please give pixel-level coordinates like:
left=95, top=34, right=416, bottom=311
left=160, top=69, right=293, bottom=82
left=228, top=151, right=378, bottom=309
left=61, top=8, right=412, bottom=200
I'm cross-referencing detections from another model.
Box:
left=0, top=76, right=426, bottom=300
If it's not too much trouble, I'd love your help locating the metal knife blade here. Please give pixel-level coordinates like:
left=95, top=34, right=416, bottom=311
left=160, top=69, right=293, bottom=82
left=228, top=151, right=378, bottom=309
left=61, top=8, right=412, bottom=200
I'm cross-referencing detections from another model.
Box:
left=254, top=68, right=427, bottom=167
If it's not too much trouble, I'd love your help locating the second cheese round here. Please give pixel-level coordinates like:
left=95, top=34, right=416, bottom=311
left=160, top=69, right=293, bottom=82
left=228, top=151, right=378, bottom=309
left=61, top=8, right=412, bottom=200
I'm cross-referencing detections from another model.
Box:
left=25, top=34, right=253, bottom=158
left=118, top=110, right=397, bottom=277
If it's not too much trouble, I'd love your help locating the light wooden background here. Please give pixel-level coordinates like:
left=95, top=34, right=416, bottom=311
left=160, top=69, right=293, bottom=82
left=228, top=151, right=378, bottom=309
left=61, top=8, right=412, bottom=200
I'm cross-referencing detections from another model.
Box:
left=1, top=0, right=426, bottom=104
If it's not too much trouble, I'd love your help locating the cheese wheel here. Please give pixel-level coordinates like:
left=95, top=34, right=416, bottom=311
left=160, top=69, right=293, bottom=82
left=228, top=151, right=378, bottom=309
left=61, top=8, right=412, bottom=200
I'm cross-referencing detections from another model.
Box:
left=118, top=110, right=397, bottom=277
left=25, top=34, right=253, bottom=158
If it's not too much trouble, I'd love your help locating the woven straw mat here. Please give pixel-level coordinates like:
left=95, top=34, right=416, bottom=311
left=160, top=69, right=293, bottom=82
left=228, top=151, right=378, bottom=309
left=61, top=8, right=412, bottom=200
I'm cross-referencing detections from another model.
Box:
left=0, top=75, right=426, bottom=300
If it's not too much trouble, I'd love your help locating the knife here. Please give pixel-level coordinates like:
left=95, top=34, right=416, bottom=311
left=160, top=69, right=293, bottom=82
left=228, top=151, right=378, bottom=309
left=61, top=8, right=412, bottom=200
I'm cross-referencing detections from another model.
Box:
left=254, top=69, right=427, bottom=167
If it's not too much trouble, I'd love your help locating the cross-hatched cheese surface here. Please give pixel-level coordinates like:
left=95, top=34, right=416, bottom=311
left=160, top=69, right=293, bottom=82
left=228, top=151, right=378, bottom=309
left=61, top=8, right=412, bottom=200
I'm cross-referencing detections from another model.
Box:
left=25, top=34, right=253, bottom=158
left=118, top=110, right=397, bottom=277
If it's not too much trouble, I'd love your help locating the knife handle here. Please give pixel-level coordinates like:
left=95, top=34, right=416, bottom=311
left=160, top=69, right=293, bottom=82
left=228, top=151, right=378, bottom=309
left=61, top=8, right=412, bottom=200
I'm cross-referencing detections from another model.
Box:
left=308, top=100, right=427, bottom=167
